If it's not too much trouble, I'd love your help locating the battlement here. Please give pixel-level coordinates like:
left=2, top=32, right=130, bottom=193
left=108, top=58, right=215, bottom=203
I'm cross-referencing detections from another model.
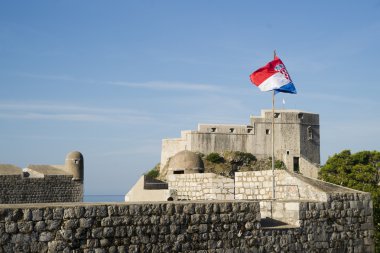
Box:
left=0, top=151, right=84, bottom=204
left=251, top=109, right=319, bottom=125
left=161, top=109, right=320, bottom=178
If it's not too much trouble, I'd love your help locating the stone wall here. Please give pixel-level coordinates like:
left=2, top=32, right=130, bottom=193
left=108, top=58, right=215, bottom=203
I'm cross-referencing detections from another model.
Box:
left=235, top=170, right=329, bottom=201
left=0, top=201, right=261, bottom=252
left=0, top=175, right=83, bottom=204
left=167, top=173, right=234, bottom=200
left=259, top=200, right=300, bottom=226
left=0, top=200, right=374, bottom=252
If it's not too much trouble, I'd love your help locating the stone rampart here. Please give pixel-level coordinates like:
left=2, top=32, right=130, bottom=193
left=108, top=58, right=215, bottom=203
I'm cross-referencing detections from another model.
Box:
left=235, top=170, right=334, bottom=201
left=0, top=199, right=374, bottom=252
left=0, top=175, right=83, bottom=204
left=167, top=173, right=234, bottom=200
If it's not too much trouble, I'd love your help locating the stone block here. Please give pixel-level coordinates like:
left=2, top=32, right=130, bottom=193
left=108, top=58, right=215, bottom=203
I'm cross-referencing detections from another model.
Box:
left=39, top=231, right=53, bottom=242
left=284, top=202, right=299, bottom=211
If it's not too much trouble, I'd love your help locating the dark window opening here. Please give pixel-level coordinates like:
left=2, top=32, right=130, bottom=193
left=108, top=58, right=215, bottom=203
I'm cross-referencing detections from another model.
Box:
left=274, top=113, right=280, bottom=118
left=143, top=175, right=168, bottom=190
left=293, top=157, right=300, bottom=173
left=173, top=170, right=184, bottom=174
left=298, top=113, right=304, bottom=119
left=229, top=128, right=235, bottom=133
left=247, top=128, right=252, bottom=133
left=210, top=127, right=216, bottom=133
left=266, top=129, right=271, bottom=135
left=286, top=151, right=290, bottom=155
left=167, top=197, right=174, bottom=201
left=307, top=126, right=313, bottom=140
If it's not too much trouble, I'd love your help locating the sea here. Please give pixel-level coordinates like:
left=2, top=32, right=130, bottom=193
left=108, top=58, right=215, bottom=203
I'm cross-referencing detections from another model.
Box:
left=83, top=195, right=125, bottom=202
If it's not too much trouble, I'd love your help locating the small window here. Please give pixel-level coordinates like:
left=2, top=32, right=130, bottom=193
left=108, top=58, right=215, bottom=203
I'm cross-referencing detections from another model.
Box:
left=209, top=127, right=216, bottom=133
left=167, top=197, right=174, bottom=201
left=293, top=157, right=300, bottom=173
left=274, top=113, right=280, bottom=118
left=307, top=126, right=313, bottom=140
left=229, top=128, right=235, bottom=133
left=298, top=113, right=304, bottom=119
left=74, top=160, right=79, bottom=164
left=266, top=129, right=271, bottom=135
left=286, top=151, right=290, bottom=155
left=247, top=128, right=252, bottom=133
left=173, top=170, right=184, bottom=174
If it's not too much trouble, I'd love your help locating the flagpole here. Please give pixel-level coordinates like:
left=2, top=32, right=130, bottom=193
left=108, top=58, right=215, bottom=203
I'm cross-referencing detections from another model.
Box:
left=272, top=90, right=275, bottom=200
left=272, top=50, right=276, bottom=200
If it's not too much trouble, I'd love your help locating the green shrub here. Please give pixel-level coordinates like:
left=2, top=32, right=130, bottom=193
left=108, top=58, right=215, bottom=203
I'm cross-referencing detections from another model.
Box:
left=275, top=160, right=286, bottom=169
left=206, top=153, right=224, bottom=163
left=319, top=150, right=380, bottom=251
left=145, top=163, right=160, bottom=179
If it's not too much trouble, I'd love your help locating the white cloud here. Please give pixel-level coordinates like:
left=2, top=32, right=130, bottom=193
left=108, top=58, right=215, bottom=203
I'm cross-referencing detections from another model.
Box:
left=107, top=81, right=221, bottom=92
left=0, top=102, right=153, bottom=123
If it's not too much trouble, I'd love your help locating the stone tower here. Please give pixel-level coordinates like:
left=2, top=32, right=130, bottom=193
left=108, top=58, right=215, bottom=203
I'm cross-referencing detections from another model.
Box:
left=65, top=151, right=84, bottom=182
left=160, top=109, right=320, bottom=178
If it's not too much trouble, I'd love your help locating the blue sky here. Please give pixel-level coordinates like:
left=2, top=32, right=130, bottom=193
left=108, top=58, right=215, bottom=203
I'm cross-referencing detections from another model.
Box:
left=0, top=1, right=379, bottom=195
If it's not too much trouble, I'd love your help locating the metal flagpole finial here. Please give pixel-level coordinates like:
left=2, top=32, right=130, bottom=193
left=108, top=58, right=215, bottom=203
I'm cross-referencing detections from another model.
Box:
left=274, top=50, right=277, bottom=59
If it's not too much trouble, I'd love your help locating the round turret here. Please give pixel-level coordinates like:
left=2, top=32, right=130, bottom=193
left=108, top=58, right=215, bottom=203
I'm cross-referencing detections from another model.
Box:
left=168, top=150, right=204, bottom=174
left=65, top=151, right=84, bottom=182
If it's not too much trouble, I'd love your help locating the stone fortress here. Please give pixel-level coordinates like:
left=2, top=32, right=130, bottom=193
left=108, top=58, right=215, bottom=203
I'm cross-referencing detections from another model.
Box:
left=124, top=109, right=375, bottom=252
left=160, top=109, right=320, bottom=179
left=0, top=109, right=375, bottom=252
left=0, top=151, right=84, bottom=204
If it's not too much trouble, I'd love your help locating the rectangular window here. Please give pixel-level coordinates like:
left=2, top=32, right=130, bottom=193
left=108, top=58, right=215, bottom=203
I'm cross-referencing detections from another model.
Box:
left=307, top=126, right=313, bottom=140
left=266, top=129, right=270, bottom=135
left=293, top=157, right=300, bottom=173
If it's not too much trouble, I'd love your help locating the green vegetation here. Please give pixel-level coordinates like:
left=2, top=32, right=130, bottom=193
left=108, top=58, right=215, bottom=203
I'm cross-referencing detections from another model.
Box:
left=319, top=150, right=380, bottom=252
left=145, top=163, right=160, bottom=179
left=205, top=152, right=224, bottom=163
left=203, top=151, right=284, bottom=178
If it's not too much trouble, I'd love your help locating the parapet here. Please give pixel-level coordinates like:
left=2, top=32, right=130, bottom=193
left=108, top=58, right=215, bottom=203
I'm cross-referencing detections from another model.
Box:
left=0, top=151, right=84, bottom=204
left=250, top=109, right=319, bottom=125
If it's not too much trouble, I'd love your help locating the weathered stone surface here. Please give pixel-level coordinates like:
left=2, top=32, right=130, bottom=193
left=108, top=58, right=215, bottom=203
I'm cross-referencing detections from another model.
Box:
left=0, top=199, right=374, bottom=252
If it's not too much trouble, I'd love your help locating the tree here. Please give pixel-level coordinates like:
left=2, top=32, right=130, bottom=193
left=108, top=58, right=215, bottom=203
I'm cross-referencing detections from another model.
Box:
left=319, top=150, right=380, bottom=252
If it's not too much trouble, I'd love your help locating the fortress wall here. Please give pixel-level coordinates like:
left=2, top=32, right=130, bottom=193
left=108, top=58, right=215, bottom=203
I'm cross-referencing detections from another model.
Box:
left=234, top=170, right=328, bottom=201
left=299, top=157, right=320, bottom=178
left=167, top=173, right=234, bottom=201
left=0, top=175, right=83, bottom=204
left=160, top=131, right=191, bottom=171
left=160, top=111, right=321, bottom=178
left=259, top=200, right=300, bottom=226
left=0, top=199, right=374, bottom=252
left=0, top=201, right=261, bottom=252
left=189, top=133, right=256, bottom=155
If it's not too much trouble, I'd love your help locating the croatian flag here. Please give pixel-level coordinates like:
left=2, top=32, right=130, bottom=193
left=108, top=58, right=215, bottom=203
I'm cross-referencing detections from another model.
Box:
left=250, top=56, right=297, bottom=94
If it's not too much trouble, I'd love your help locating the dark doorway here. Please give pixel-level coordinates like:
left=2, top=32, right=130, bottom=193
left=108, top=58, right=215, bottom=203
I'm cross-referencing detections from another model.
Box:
left=293, top=157, right=300, bottom=173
